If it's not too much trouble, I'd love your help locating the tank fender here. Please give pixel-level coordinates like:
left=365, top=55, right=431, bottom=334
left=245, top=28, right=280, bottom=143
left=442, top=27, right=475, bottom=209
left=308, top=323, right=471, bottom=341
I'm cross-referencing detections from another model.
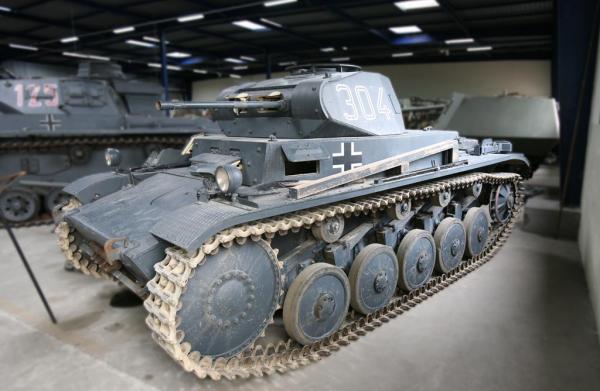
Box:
left=63, top=172, right=137, bottom=203
left=151, top=201, right=254, bottom=253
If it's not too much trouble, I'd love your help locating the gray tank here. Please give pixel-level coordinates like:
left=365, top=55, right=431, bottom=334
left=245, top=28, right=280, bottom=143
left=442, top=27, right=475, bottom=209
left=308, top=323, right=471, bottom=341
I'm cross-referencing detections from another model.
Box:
left=436, top=92, right=560, bottom=169
left=56, top=64, right=529, bottom=380
left=0, top=61, right=219, bottom=224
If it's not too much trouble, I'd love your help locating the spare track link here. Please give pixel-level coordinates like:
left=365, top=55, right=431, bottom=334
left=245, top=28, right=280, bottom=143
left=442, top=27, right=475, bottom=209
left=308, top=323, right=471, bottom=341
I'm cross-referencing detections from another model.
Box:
left=1, top=135, right=188, bottom=152
left=142, top=172, right=523, bottom=381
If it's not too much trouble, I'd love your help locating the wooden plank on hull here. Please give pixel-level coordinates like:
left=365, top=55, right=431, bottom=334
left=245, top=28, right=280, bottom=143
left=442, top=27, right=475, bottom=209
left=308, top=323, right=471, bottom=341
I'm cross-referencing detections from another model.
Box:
left=289, top=139, right=458, bottom=199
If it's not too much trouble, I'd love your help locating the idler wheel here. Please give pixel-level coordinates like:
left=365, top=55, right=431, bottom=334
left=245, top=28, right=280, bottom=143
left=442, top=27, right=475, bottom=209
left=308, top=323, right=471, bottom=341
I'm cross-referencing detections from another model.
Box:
left=311, top=215, right=345, bottom=243
left=349, top=244, right=398, bottom=315
left=434, top=217, right=466, bottom=274
left=0, top=189, right=40, bottom=223
left=463, top=207, right=490, bottom=257
left=283, top=263, right=350, bottom=345
left=178, top=239, right=282, bottom=358
left=396, top=229, right=436, bottom=291
left=490, top=183, right=515, bottom=224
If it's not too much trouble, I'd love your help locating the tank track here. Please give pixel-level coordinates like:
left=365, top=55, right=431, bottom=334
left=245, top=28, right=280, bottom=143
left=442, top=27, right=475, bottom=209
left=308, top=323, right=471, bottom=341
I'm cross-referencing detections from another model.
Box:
left=55, top=172, right=522, bottom=380
left=1, top=135, right=189, bottom=152
left=56, top=198, right=115, bottom=279
left=138, top=171, right=523, bottom=381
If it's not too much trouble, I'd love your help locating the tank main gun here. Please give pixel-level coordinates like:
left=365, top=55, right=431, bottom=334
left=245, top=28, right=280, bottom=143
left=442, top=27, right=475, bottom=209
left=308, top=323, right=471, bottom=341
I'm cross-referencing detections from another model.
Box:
left=156, top=100, right=286, bottom=111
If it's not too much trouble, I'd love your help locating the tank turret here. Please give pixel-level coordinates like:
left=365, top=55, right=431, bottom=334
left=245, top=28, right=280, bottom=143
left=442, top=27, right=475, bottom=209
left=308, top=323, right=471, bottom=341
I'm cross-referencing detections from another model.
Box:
left=158, top=64, right=405, bottom=139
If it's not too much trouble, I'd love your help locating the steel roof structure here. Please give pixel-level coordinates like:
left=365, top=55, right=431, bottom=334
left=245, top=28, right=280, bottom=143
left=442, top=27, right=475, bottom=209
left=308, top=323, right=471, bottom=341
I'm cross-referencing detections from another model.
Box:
left=0, top=0, right=553, bottom=80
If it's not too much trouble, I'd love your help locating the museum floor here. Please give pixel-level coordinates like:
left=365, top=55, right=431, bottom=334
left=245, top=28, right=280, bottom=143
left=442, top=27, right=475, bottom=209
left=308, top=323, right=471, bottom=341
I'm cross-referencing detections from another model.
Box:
left=1, top=220, right=599, bottom=390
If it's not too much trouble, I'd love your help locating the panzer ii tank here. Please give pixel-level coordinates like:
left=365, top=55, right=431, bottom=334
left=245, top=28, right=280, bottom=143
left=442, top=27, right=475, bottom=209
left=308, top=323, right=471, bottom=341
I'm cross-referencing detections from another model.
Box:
left=56, top=64, right=529, bottom=380
left=0, top=61, right=218, bottom=224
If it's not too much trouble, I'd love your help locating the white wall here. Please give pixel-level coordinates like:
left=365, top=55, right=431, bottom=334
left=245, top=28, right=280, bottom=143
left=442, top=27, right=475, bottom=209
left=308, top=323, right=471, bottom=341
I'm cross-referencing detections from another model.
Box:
left=579, top=30, right=600, bottom=341
left=193, top=60, right=551, bottom=100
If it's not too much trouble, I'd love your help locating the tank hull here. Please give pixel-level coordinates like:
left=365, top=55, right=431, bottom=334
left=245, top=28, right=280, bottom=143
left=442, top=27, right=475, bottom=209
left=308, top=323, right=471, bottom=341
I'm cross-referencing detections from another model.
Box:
left=54, top=64, right=531, bottom=380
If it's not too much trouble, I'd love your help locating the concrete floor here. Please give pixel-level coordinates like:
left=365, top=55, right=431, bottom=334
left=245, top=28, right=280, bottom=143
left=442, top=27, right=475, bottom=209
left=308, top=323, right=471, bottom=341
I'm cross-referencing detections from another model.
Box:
left=1, top=223, right=599, bottom=391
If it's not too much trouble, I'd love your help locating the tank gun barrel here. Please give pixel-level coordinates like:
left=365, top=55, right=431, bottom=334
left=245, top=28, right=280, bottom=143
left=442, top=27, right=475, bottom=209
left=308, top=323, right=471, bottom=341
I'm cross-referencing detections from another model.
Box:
left=156, top=100, right=285, bottom=111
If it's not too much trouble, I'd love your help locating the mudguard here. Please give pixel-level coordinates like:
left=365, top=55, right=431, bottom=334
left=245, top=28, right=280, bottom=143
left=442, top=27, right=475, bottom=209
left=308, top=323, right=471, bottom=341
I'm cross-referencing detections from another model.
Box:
left=64, top=170, right=159, bottom=203
left=64, top=172, right=130, bottom=203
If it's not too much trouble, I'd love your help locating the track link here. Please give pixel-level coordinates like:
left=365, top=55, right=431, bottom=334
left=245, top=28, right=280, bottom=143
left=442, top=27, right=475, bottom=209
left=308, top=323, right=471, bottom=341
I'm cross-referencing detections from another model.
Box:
left=140, top=172, right=523, bottom=380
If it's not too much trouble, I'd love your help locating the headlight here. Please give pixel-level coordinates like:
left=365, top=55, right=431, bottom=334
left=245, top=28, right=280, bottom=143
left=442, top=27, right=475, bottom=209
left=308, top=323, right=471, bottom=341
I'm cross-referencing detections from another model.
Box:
left=215, top=165, right=242, bottom=193
left=105, top=148, right=121, bottom=168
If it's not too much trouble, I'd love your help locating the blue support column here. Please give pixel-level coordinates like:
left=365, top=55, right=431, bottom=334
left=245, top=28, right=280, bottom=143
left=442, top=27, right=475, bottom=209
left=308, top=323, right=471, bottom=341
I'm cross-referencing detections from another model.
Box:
left=555, top=0, right=600, bottom=206
left=159, top=30, right=170, bottom=117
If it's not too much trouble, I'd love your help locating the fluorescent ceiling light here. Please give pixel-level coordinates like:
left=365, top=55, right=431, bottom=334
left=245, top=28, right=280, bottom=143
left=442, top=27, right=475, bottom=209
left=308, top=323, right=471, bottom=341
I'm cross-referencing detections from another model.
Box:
left=63, top=51, right=110, bottom=61
left=225, top=57, right=245, bottom=64
left=233, top=20, right=267, bottom=31
left=9, top=43, right=39, bottom=51
left=264, top=0, right=297, bottom=7
left=240, top=55, right=256, bottom=62
left=177, top=13, right=205, bottom=23
left=147, top=63, right=182, bottom=71
left=278, top=61, right=297, bottom=66
left=392, top=52, right=413, bottom=57
left=260, top=18, right=282, bottom=28
left=233, top=65, right=248, bottom=70
left=60, top=36, right=79, bottom=43
left=395, top=0, right=439, bottom=11
left=113, top=26, right=135, bottom=34
left=320, top=47, right=335, bottom=52
left=143, top=36, right=160, bottom=43
left=87, top=54, right=111, bottom=61
left=0, top=5, right=11, bottom=12
left=445, top=38, right=474, bottom=45
left=467, top=46, right=492, bottom=52
left=342, top=46, right=348, bottom=51
left=389, top=25, right=422, bottom=34
left=193, top=69, right=207, bottom=74
left=331, top=57, right=350, bottom=62
left=126, top=39, right=155, bottom=48
left=62, top=52, right=88, bottom=59
left=167, top=51, right=191, bottom=58
left=230, top=74, right=242, bottom=79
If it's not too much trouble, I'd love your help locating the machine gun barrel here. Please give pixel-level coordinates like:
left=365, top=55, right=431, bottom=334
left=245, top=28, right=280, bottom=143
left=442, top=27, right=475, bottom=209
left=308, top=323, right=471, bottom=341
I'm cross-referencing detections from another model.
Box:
left=156, top=100, right=285, bottom=111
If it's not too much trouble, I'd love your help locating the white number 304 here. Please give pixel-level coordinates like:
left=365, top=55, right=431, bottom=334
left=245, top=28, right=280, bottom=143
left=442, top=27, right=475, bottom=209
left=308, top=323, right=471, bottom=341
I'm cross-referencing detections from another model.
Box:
left=336, top=84, right=392, bottom=121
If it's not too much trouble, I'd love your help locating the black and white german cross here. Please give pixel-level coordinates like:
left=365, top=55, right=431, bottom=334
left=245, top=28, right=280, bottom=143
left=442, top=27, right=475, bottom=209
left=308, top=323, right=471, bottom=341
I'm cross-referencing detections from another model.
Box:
left=332, top=142, right=363, bottom=173
left=39, top=114, right=62, bottom=132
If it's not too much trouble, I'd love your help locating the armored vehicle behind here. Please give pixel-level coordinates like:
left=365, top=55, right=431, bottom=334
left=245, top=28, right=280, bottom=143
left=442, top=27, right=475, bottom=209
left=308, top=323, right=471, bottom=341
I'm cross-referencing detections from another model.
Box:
left=436, top=92, right=559, bottom=169
left=57, top=64, right=529, bottom=380
left=0, top=61, right=219, bottom=224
